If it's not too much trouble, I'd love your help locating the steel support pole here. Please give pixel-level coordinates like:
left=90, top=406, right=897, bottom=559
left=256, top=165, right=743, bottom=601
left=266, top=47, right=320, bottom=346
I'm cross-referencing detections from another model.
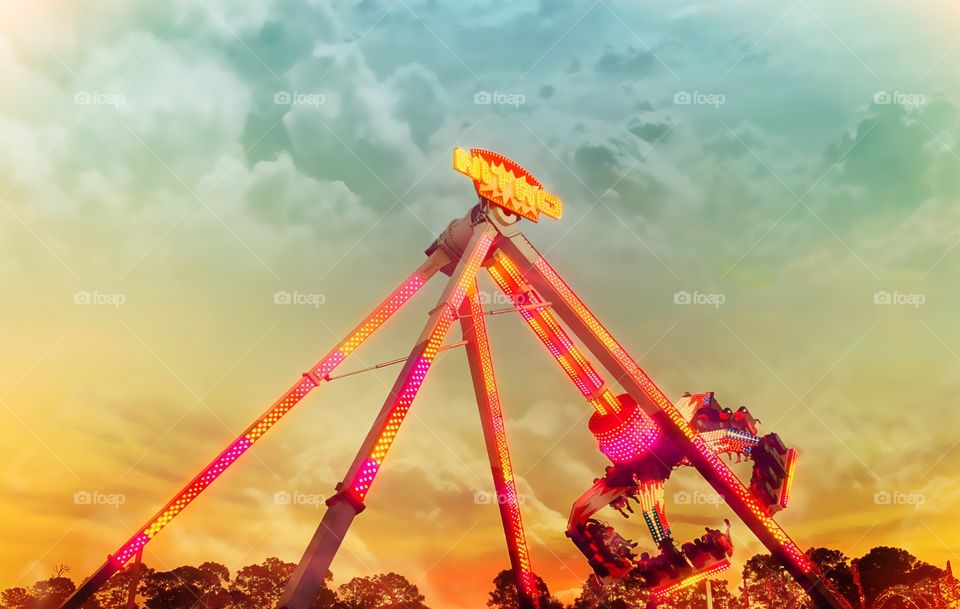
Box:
left=459, top=281, right=539, bottom=609
left=277, top=224, right=497, bottom=609
left=57, top=252, right=450, bottom=609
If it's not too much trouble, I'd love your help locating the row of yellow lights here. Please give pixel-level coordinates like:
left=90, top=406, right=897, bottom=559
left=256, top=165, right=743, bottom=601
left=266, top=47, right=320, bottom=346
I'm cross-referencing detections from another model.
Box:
left=652, top=560, right=731, bottom=598
left=636, top=480, right=670, bottom=543
left=121, top=273, right=432, bottom=556
left=352, top=233, right=494, bottom=498
left=779, top=449, right=798, bottom=509
left=494, top=254, right=600, bottom=382
left=466, top=287, right=536, bottom=591
left=488, top=254, right=620, bottom=416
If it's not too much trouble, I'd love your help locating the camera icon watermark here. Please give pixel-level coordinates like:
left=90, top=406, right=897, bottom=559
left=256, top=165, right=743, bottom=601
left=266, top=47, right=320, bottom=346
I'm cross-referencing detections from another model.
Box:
left=873, top=90, right=926, bottom=110
left=74, top=490, right=126, bottom=508
left=274, top=490, right=325, bottom=508
left=674, top=90, right=726, bottom=109
left=874, top=491, right=925, bottom=509
left=74, top=290, right=126, bottom=308
left=474, top=490, right=525, bottom=505
left=273, top=290, right=326, bottom=308
left=273, top=90, right=326, bottom=108
left=674, top=490, right=722, bottom=507
left=873, top=291, right=925, bottom=308
left=73, top=90, right=126, bottom=109
left=473, top=90, right=526, bottom=108
left=673, top=290, right=725, bottom=308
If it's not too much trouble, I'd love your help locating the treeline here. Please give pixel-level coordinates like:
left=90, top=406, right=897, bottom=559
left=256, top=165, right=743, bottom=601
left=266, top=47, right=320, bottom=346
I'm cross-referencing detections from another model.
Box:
left=0, top=559, right=418, bottom=609
left=3, top=546, right=956, bottom=609
left=564, top=546, right=957, bottom=609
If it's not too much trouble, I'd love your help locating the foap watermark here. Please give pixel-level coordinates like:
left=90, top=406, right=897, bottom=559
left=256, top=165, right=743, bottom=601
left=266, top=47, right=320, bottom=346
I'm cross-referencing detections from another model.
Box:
left=674, top=490, right=723, bottom=508
left=674, top=90, right=726, bottom=108
left=74, top=490, right=126, bottom=508
left=674, top=290, right=725, bottom=308
left=274, top=290, right=326, bottom=308
left=74, top=290, right=126, bottom=308
left=873, top=291, right=925, bottom=308
left=73, top=90, right=126, bottom=108
left=476, top=290, right=532, bottom=307
left=473, top=90, right=526, bottom=108
left=273, top=90, right=326, bottom=108
left=474, top=490, right=526, bottom=505
left=274, top=490, right=326, bottom=508
left=874, top=90, right=926, bottom=110
left=874, top=491, right=925, bottom=509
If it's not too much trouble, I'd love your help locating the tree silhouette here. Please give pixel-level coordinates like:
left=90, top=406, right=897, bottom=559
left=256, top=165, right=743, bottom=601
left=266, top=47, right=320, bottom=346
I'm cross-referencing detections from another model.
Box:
left=307, top=578, right=337, bottom=609
left=2, top=544, right=956, bottom=609
left=741, top=553, right=806, bottom=609
left=30, top=579, right=76, bottom=609
left=486, top=570, right=563, bottom=609
left=569, top=573, right=649, bottom=609
left=336, top=573, right=428, bottom=609
left=856, top=546, right=943, bottom=608
left=143, top=563, right=229, bottom=609
left=657, top=579, right=736, bottom=609
left=806, top=548, right=859, bottom=608
left=228, top=558, right=295, bottom=609
left=2, top=587, right=34, bottom=609
left=86, top=562, right=156, bottom=609
left=570, top=583, right=631, bottom=609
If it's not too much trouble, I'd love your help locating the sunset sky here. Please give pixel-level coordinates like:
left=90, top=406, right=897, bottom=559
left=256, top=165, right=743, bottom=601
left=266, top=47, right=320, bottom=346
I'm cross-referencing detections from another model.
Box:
left=2, top=1, right=959, bottom=607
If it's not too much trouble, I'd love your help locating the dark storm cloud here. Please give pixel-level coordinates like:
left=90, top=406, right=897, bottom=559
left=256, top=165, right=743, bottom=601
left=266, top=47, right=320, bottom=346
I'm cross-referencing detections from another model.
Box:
left=628, top=117, right=673, bottom=143
left=823, top=96, right=960, bottom=207
left=392, top=67, right=447, bottom=150
left=595, top=44, right=661, bottom=76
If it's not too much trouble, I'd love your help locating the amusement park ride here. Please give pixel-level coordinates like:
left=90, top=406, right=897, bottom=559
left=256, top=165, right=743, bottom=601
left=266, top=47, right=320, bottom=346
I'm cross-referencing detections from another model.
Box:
left=54, top=149, right=854, bottom=609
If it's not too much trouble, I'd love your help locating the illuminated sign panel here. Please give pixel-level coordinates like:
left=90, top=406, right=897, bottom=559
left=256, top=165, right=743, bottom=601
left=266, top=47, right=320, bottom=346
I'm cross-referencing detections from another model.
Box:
left=453, top=147, right=562, bottom=222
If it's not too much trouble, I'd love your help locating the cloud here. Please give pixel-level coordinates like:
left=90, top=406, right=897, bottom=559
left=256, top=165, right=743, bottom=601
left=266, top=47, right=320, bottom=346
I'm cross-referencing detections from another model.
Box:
left=595, top=44, right=662, bottom=76
left=627, top=116, right=673, bottom=143
left=387, top=64, right=448, bottom=151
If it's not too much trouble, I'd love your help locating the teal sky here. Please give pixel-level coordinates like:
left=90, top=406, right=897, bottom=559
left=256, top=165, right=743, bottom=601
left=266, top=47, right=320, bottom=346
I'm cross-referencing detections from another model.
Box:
left=2, top=1, right=959, bottom=607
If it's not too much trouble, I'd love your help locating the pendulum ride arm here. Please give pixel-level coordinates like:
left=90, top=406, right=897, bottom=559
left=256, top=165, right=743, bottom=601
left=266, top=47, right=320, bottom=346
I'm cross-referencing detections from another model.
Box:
left=459, top=282, right=540, bottom=609
left=58, top=252, right=452, bottom=609
left=486, top=253, right=660, bottom=530
left=485, top=253, right=628, bottom=421
left=277, top=224, right=497, bottom=609
left=494, top=234, right=852, bottom=609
